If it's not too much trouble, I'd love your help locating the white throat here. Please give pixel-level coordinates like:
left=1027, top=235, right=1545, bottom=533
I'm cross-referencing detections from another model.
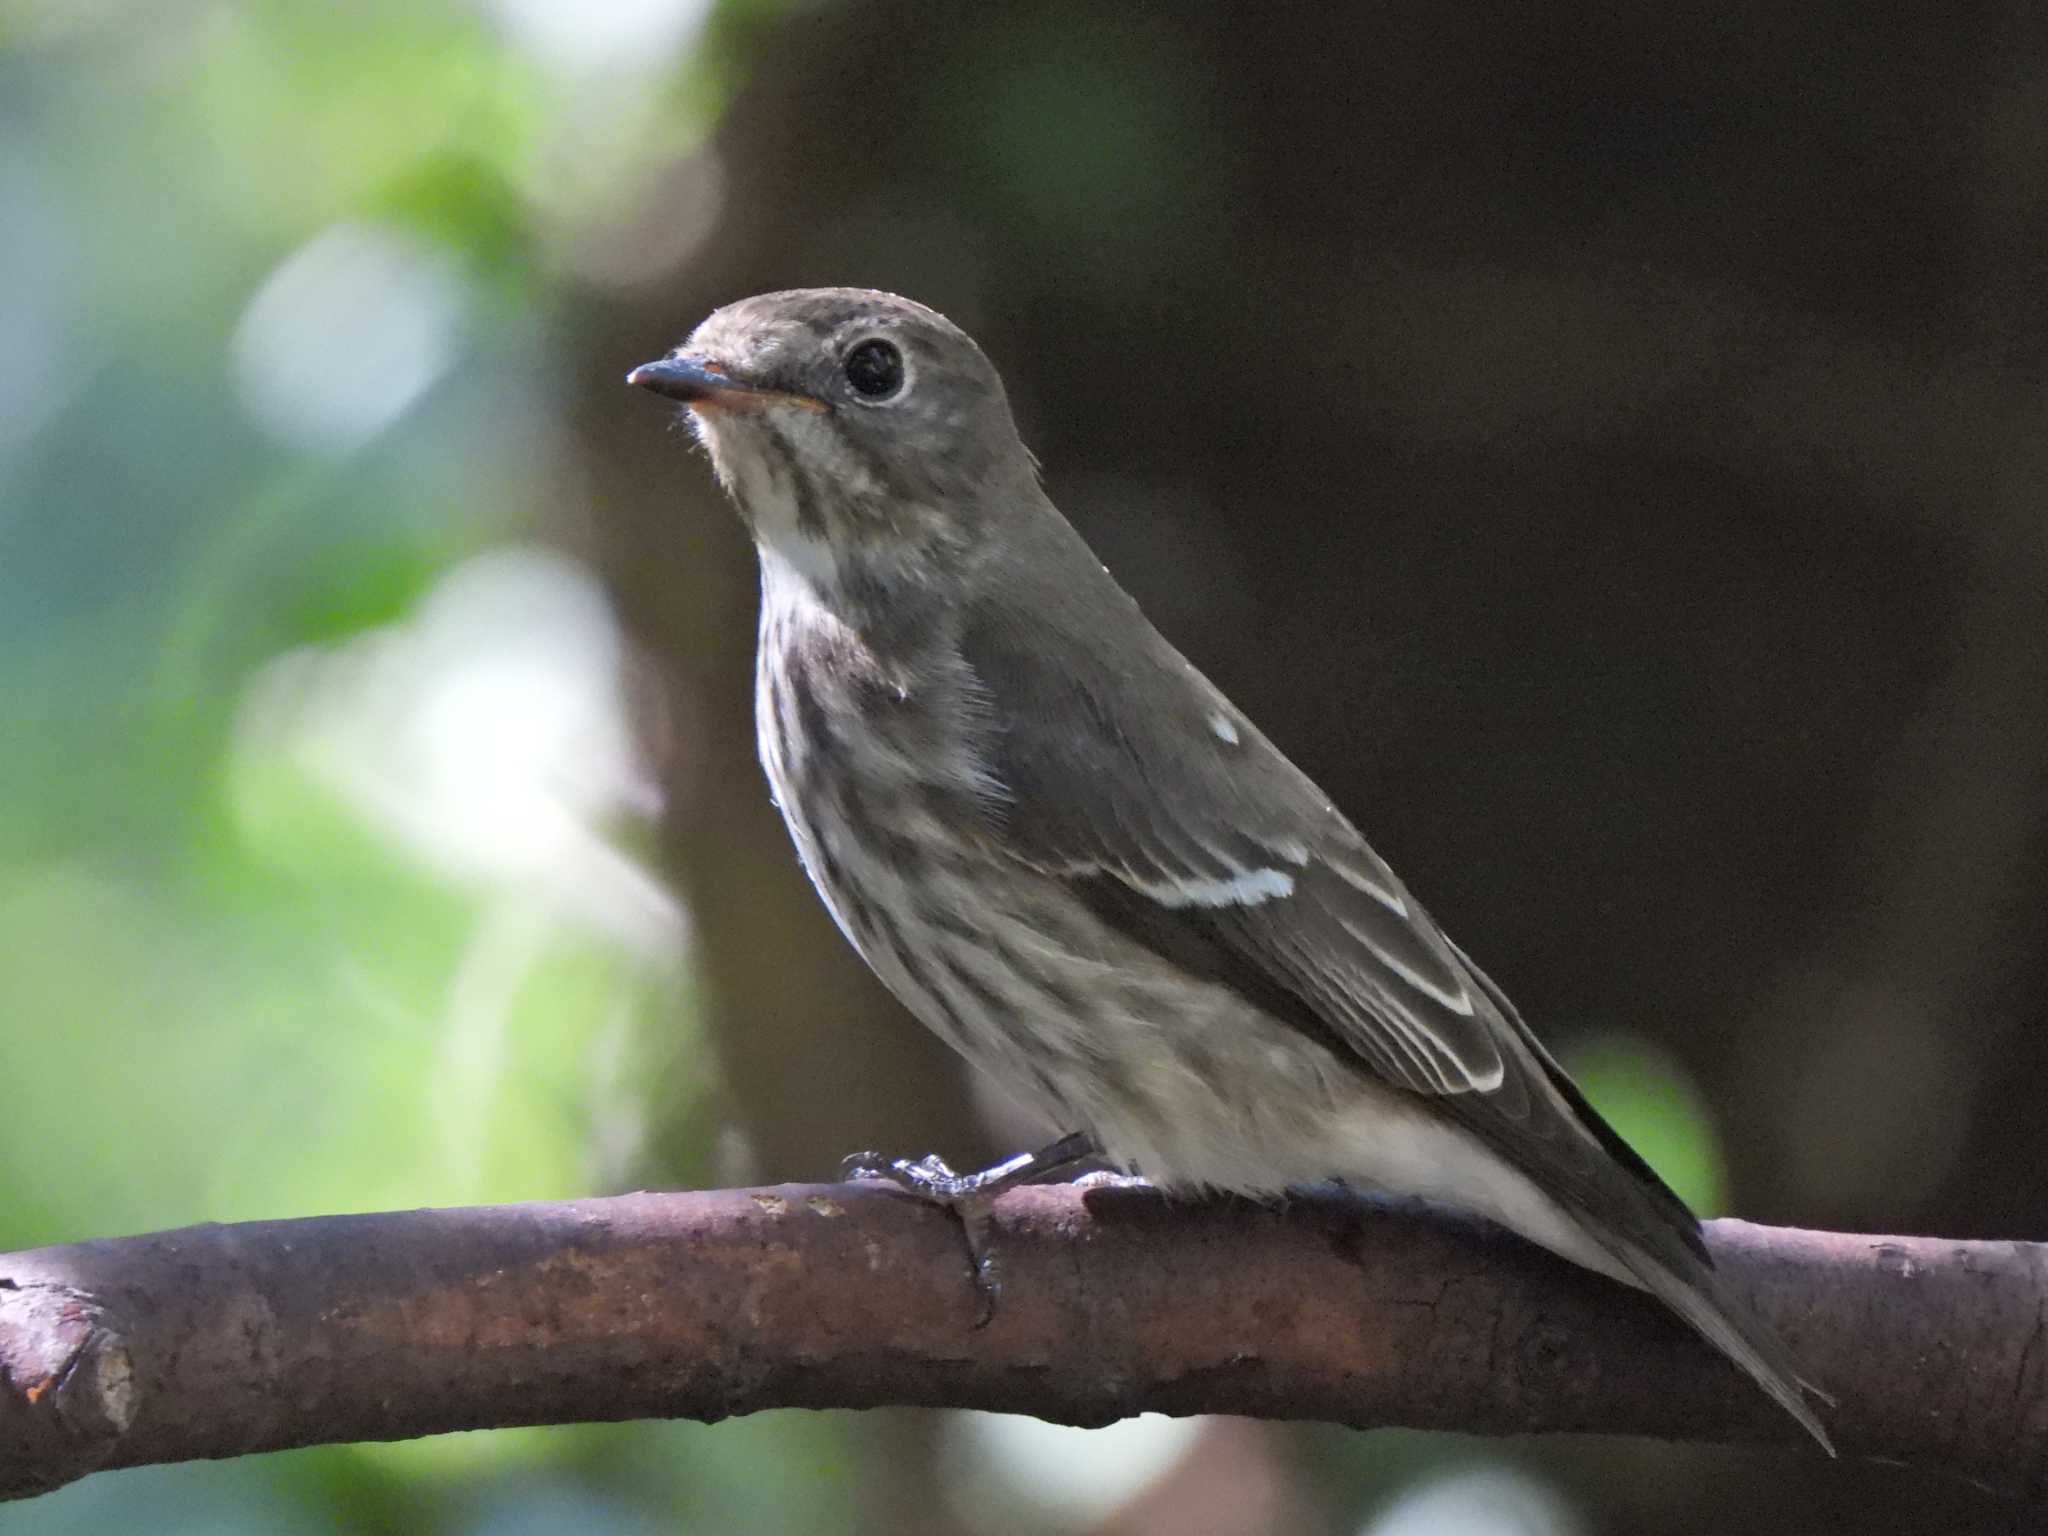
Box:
left=693, top=409, right=843, bottom=591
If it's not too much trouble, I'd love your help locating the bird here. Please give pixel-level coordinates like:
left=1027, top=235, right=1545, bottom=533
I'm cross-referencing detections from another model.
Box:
left=626, top=286, right=1831, bottom=1451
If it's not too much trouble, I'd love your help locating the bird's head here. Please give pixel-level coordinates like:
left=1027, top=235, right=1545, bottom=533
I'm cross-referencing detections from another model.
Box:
left=629, top=288, right=1039, bottom=587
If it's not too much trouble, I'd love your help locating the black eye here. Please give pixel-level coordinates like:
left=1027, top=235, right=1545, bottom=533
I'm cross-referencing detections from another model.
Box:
left=842, top=338, right=905, bottom=400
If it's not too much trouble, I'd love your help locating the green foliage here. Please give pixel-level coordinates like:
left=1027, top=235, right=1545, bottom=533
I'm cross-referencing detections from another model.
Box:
left=1562, top=1034, right=1729, bottom=1216
left=0, top=2, right=798, bottom=1529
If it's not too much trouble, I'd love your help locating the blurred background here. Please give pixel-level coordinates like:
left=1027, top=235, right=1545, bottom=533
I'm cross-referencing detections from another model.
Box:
left=3, top=1, right=2044, bottom=1531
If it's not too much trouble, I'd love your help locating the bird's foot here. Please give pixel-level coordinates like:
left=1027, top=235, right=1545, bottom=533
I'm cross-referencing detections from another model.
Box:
left=839, top=1133, right=1102, bottom=1325
left=838, top=1134, right=1099, bottom=1199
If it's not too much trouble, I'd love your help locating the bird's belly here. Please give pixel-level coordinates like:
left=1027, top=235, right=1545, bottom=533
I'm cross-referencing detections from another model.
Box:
left=792, top=849, right=1364, bottom=1191
left=809, top=857, right=1632, bottom=1284
left=755, top=675, right=1626, bottom=1284
left=1078, top=1028, right=1632, bottom=1284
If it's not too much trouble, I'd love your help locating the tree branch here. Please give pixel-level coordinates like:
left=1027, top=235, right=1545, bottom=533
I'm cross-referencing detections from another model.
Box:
left=2, top=1183, right=2042, bottom=1501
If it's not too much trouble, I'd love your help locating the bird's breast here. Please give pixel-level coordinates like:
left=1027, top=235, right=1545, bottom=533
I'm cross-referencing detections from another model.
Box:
left=754, top=575, right=1009, bottom=1031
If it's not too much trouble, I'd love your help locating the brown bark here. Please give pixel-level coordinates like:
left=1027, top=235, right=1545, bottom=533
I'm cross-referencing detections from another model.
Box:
left=1, top=1185, right=2041, bottom=1503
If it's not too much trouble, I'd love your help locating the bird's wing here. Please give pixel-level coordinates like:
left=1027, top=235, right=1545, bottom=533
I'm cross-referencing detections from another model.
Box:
left=957, top=597, right=1703, bottom=1252
left=952, top=552, right=1831, bottom=1450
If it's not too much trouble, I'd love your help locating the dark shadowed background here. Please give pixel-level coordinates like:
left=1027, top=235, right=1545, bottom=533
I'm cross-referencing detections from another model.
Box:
left=4, top=2, right=2043, bottom=1532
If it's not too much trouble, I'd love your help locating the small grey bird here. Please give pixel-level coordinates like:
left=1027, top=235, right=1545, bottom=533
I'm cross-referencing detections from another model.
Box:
left=628, top=287, right=1830, bottom=1450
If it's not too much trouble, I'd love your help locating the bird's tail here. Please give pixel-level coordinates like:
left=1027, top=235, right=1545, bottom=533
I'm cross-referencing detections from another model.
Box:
left=1448, top=942, right=1834, bottom=1451
left=1608, top=1225, right=1836, bottom=1454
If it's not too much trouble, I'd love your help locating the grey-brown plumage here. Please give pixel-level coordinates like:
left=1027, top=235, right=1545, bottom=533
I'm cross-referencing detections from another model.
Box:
left=627, top=287, right=1832, bottom=1450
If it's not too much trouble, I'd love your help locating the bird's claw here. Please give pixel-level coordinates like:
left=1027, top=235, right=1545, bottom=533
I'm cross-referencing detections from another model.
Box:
left=840, top=1150, right=1004, bottom=1324
left=837, top=1134, right=1105, bottom=1327
left=839, top=1151, right=983, bottom=1200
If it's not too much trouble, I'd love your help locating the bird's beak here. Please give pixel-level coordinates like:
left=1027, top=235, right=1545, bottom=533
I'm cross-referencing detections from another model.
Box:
left=625, top=355, right=822, bottom=412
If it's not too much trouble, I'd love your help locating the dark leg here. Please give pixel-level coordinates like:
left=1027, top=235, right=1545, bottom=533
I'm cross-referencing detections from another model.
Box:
left=839, top=1132, right=1104, bottom=1322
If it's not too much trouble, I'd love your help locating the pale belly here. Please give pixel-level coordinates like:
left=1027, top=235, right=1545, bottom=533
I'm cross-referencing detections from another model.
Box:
left=752, top=601, right=1629, bottom=1288
left=779, top=804, right=1634, bottom=1288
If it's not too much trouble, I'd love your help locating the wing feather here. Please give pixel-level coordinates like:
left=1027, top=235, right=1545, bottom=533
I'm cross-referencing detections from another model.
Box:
left=958, top=599, right=1700, bottom=1242
left=948, top=563, right=1834, bottom=1447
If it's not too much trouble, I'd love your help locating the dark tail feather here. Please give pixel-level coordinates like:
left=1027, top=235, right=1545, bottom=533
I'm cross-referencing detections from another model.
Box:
left=1619, top=1235, right=1835, bottom=1454
left=1449, top=943, right=1832, bottom=1449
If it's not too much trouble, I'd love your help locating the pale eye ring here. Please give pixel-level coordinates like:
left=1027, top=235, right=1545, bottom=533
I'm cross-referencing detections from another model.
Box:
left=842, top=337, right=906, bottom=401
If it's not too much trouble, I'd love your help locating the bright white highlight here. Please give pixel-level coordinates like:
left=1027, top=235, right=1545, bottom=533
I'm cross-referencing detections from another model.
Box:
left=233, top=546, right=679, bottom=958
left=486, top=0, right=713, bottom=76
left=1362, top=1465, right=1586, bottom=1536
left=941, top=1411, right=1203, bottom=1534
left=1145, top=866, right=1296, bottom=908
left=231, top=223, right=465, bottom=455
left=1209, top=710, right=1240, bottom=744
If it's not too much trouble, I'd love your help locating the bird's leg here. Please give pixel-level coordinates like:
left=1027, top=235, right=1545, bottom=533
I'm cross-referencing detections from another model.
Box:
left=839, top=1132, right=1103, bottom=1323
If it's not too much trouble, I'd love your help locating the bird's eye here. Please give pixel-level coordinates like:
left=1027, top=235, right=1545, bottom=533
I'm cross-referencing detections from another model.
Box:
left=842, top=338, right=905, bottom=401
